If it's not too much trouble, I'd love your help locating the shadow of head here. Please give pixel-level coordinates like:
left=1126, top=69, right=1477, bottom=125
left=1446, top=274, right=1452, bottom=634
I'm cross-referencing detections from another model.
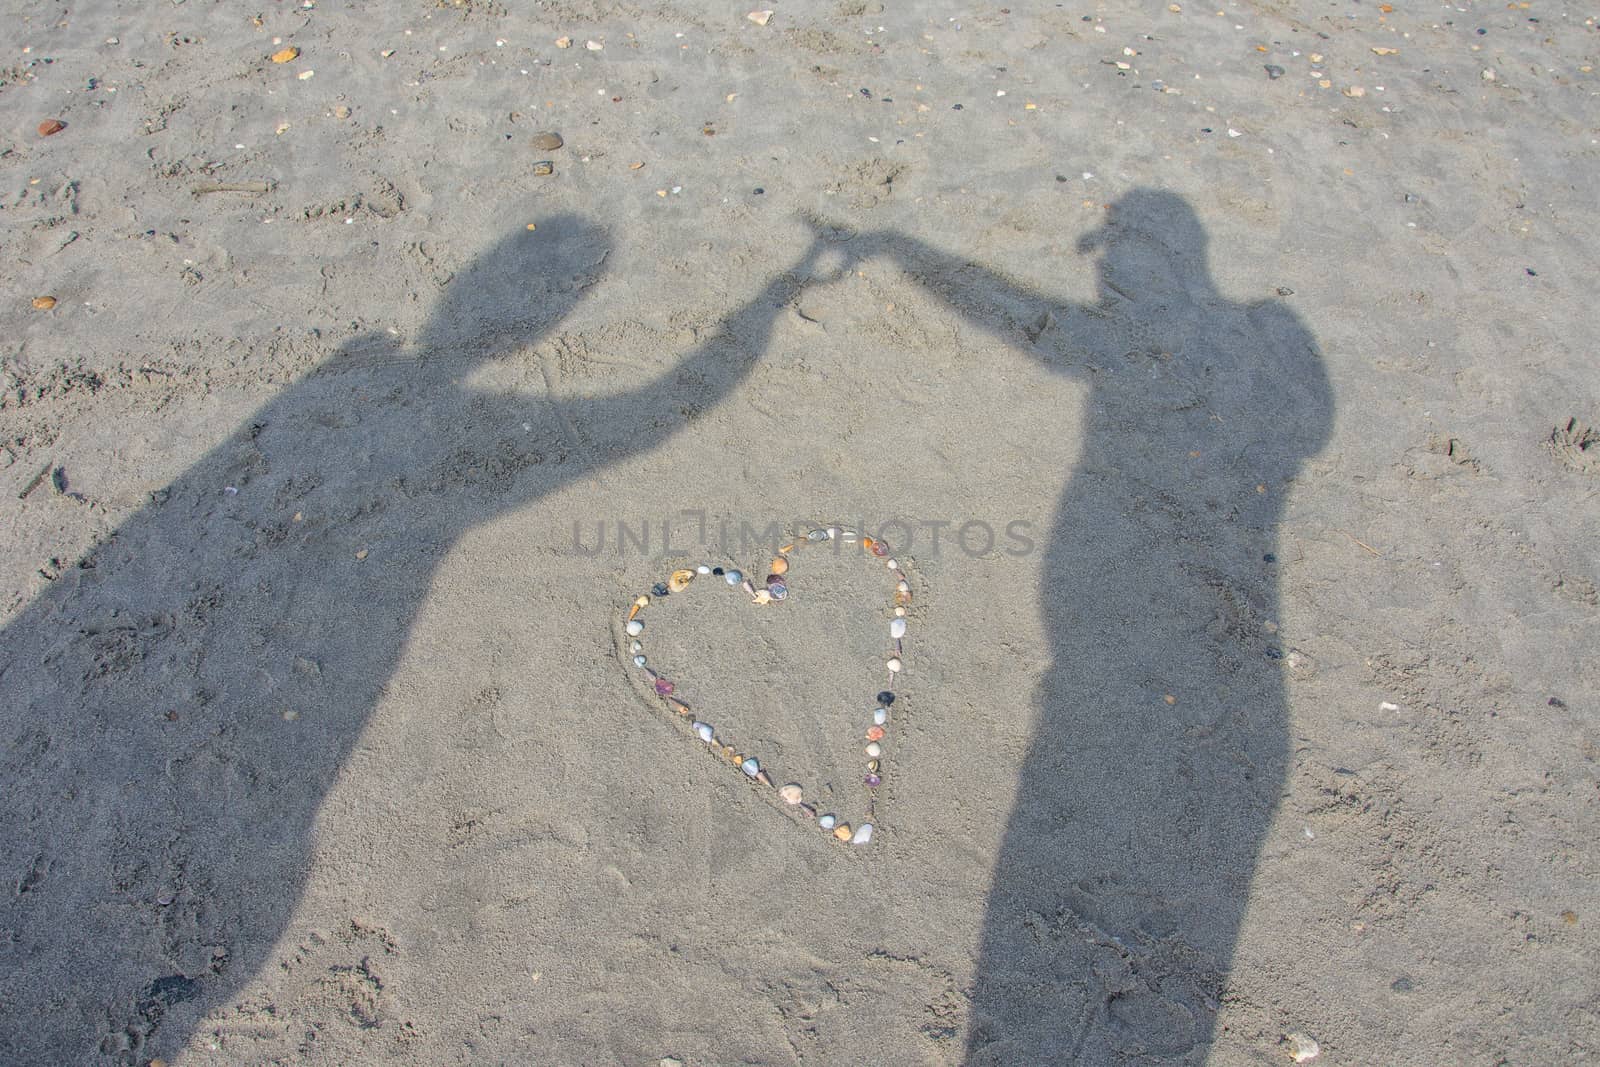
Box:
left=412, top=212, right=611, bottom=367
left=1075, top=189, right=1211, bottom=292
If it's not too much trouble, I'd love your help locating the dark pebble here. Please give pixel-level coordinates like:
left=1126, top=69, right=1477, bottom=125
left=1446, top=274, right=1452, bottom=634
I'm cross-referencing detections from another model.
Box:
left=651, top=582, right=669, bottom=597
left=712, top=567, right=724, bottom=576
left=753, top=187, right=764, bottom=194
left=952, top=103, right=963, bottom=110
left=1264, top=64, right=1285, bottom=79
left=1549, top=696, right=1567, bottom=709
left=876, top=690, right=895, bottom=706
left=1263, top=552, right=1277, bottom=563
left=1265, top=646, right=1284, bottom=660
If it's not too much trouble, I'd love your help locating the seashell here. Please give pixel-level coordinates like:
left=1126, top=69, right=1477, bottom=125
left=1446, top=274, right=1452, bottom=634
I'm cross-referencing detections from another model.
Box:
left=890, top=618, right=907, bottom=639
left=895, top=607, right=906, bottom=617
left=866, top=759, right=880, bottom=772
left=852, top=824, right=873, bottom=845
left=752, top=590, right=772, bottom=605
left=740, top=580, right=756, bottom=596
left=696, top=564, right=712, bottom=574
left=1287, top=1033, right=1320, bottom=1063
left=886, top=657, right=902, bottom=673
left=895, top=590, right=912, bottom=606
left=873, top=542, right=890, bottom=558
left=636, top=594, right=652, bottom=607
left=806, top=529, right=828, bottom=541
left=755, top=770, right=772, bottom=786
left=770, top=556, right=788, bottom=575
left=818, top=813, right=836, bottom=830
left=626, top=619, right=644, bottom=636
left=651, top=582, right=669, bottom=598
left=866, top=725, right=886, bottom=741
left=897, top=581, right=910, bottom=593
left=885, top=558, right=897, bottom=569
left=767, top=581, right=788, bottom=601
left=861, top=536, right=876, bottom=552
left=667, top=698, right=691, bottom=716
left=833, top=824, right=853, bottom=841
left=693, top=721, right=714, bottom=743
left=865, top=742, right=882, bottom=758
left=864, top=773, right=881, bottom=787
left=873, top=708, right=887, bottom=725
left=32, top=295, right=58, bottom=309
left=798, top=803, right=817, bottom=819
left=270, top=47, right=300, bottom=63
left=654, top=677, right=674, bottom=696
left=779, top=784, right=803, bottom=805
left=630, top=640, right=643, bottom=654
left=532, top=131, right=564, bottom=150
left=741, top=757, right=760, bottom=778
left=668, top=569, right=695, bottom=592
left=877, top=691, right=895, bottom=706
left=724, top=569, right=743, bottom=585
left=633, top=654, right=647, bottom=667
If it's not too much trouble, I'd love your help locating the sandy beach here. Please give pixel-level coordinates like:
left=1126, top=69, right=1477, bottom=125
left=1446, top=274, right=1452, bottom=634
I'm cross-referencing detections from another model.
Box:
left=3, top=1, right=1597, bottom=1063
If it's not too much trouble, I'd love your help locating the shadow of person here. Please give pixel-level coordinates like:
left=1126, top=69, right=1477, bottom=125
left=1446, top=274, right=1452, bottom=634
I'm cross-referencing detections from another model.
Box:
left=0, top=214, right=837, bottom=1065
left=842, top=191, right=1333, bottom=1063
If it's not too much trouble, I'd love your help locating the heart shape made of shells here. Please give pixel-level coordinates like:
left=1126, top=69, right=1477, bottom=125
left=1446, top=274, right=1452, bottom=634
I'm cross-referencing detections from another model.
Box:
left=617, top=524, right=912, bottom=847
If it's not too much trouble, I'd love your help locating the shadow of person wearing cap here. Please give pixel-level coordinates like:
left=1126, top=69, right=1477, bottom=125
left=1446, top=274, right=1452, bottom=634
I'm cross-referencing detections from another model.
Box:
left=0, top=215, right=845, bottom=1065
left=819, top=191, right=1333, bottom=1063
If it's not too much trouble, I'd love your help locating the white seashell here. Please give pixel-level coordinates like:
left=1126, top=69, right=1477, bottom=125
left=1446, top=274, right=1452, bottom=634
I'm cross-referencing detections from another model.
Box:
left=696, top=564, right=712, bottom=574
left=890, top=618, right=907, bottom=639
left=779, top=784, right=803, bottom=805
left=1287, top=1033, right=1320, bottom=1062
left=873, top=708, right=887, bottom=725
left=630, top=640, right=642, bottom=654
left=866, top=742, right=882, bottom=758
left=692, top=721, right=714, bottom=743
left=626, top=619, right=644, bottom=636
left=818, top=813, right=836, bottom=830
left=886, top=657, right=902, bottom=673
left=851, top=824, right=873, bottom=845
left=886, top=558, right=897, bottom=569
left=741, top=757, right=760, bottom=777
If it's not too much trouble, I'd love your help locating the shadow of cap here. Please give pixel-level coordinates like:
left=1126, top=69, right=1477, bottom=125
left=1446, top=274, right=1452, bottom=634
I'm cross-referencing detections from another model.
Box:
left=415, top=212, right=611, bottom=362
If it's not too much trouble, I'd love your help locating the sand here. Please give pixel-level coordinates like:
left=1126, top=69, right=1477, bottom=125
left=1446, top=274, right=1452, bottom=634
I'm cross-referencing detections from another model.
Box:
left=2, top=1, right=1597, bottom=1064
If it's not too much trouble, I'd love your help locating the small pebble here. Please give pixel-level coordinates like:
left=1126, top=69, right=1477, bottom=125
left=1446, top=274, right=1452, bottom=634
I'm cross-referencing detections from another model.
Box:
left=532, top=131, right=564, bottom=150
left=693, top=721, right=714, bottom=743
left=626, top=619, right=644, bottom=636
left=877, top=691, right=895, bottom=706
left=1265, top=64, right=1285, bottom=79
left=818, top=813, right=836, bottom=830
left=890, top=618, right=906, bottom=639
left=852, top=824, right=873, bottom=844
left=779, top=784, right=803, bottom=805
left=866, top=742, right=882, bottom=758
left=873, top=708, right=886, bottom=725
left=886, top=657, right=902, bottom=673
left=741, top=757, right=760, bottom=778
left=651, top=582, right=669, bottom=597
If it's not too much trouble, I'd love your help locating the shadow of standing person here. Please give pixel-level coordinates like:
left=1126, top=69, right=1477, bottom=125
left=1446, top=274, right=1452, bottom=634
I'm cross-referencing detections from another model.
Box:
left=0, top=214, right=839, bottom=1065
left=841, top=191, right=1333, bottom=1063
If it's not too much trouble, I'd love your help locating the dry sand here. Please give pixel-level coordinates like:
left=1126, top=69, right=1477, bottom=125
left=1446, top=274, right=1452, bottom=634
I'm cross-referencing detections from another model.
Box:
left=2, top=1, right=1597, bottom=1064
